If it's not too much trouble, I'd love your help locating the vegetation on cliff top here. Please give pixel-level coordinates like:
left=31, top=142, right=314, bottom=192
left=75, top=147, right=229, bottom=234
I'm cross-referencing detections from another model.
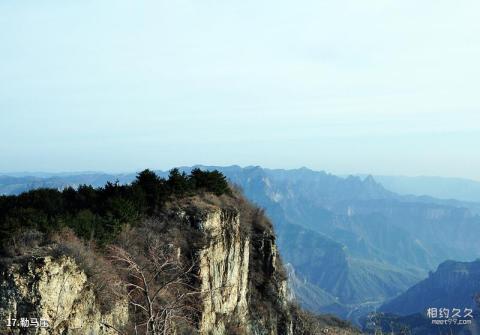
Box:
left=0, top=168, right=230, bottom=250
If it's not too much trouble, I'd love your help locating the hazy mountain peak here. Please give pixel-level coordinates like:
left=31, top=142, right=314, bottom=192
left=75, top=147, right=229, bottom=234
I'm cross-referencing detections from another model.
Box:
left=381, top=259, right=480, bottom=316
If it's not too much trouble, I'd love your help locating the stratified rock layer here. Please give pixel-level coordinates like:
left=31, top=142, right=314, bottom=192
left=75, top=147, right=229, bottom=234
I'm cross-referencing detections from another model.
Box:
left=199, top=209, right=250, bottom=334
left=0, top=256, right=128, bottom=335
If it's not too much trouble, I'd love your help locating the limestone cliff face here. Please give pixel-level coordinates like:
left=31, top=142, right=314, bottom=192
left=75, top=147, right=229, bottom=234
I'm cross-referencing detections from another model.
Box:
left=195, top=207, right=293, bottom=335
left=0, top=203, right=293, bottom=335
left=0, top=256, right=128, bottom=335
left=198, top=208, right=250, bottom=334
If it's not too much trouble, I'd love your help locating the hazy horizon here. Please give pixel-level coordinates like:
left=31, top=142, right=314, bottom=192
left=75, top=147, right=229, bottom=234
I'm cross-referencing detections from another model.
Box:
left=2, top=165, right=480, bottom=183
left=1, top=1, right=479, bottom=179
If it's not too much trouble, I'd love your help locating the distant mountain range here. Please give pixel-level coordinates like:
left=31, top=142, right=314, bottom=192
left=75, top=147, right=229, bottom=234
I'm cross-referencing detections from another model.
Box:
left=381, top=259, right=480, bottom=316
left=0, top=173, right=135, bottom=195
left=363, top=259, right=480, bottom=335
left=2, top=166, right=480, bottom=326
left=5, top=170, right=480, bottom=204
left=207, top=167, right=480, bottom=322
left=371, top=175, right=480, bottom=204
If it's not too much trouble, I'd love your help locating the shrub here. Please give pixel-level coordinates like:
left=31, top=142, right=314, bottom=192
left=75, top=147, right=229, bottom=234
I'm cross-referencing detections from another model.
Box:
left=50, top=228, right=122, bottom=314
left=0, top=168, right=232, bottom=252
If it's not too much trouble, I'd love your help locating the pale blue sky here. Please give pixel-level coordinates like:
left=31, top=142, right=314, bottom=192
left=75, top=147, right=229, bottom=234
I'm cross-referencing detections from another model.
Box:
left=1, top=0, right=479, bottom=179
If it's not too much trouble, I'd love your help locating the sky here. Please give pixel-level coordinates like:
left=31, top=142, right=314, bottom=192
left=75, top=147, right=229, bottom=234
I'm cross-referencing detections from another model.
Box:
left=1, top=0, right=479, bottom=180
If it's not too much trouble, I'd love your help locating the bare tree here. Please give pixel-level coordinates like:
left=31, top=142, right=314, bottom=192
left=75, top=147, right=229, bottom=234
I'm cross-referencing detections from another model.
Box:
left=107, top=239, right=200, bottom=335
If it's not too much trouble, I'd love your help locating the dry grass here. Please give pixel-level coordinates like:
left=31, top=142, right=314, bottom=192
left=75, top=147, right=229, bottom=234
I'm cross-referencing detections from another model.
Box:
left=50, top=228, right=123, bottom=314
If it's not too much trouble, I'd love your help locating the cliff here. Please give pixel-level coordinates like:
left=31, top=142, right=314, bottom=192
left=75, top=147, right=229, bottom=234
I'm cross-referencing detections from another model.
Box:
left=157, top=199, right=293, bottom=335
left=0, top=255, right=128, bottom=334
left=198, top=208, right=251, bottom=333
left=0, top=170, right=361, bottom=335
left=0, top=195, right=295, bottom=334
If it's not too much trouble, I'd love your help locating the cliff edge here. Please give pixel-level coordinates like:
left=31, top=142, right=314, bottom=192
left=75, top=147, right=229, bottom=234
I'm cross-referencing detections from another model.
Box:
left=0, top=169, right=360, bottom=335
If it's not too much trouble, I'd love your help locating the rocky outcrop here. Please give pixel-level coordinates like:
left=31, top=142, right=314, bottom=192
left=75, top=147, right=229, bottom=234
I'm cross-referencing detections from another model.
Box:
left=0, top=197, right=359, bottom=335
left=182, top=205, right=292, bottom=335
left=0, top=256, right=128, bottom=335
left=199, top=208, right=251, bottom=334
left=0, top=204, right=293, bottom=335
left=0, top=170, right=365, bottom=335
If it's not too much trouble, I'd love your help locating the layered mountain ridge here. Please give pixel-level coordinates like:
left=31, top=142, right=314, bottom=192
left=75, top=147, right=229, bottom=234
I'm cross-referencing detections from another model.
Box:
left=2, top=166, right=480, bottom=325
left=0, top=169, right=361, bottom=335
left=381, top=259, right=480, bottom=316
left=362, top=259, right=480, bottom=335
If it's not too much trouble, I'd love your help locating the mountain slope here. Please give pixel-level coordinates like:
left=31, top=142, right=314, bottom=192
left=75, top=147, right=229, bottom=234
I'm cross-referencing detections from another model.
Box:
left=3, top=166, right=480, bottom=323
left=381, top=259, right=480, bottom=316
left=206, top=166, right=480, bottom=321
left=277, top=223, right=420, bottom=306
left=0, top=170, right=361, bottom=334
left=364, top=259, right=480, bottom=335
